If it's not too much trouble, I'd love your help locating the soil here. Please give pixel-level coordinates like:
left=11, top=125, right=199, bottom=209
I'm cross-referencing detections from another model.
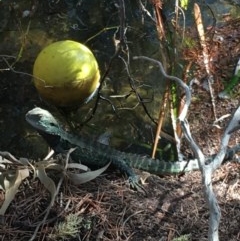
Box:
left=1, top=155, right=240, bottom=241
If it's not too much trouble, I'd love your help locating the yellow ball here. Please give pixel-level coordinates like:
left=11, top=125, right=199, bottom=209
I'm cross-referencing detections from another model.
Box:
left=33, top=40, right=100, bottom=107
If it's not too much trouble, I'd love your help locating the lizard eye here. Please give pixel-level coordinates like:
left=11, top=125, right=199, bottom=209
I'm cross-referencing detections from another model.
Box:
left=49, top=122, right=57, bottom=127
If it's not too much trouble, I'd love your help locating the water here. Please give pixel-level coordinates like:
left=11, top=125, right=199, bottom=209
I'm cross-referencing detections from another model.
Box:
left=0, top=0, right=239, bottom=159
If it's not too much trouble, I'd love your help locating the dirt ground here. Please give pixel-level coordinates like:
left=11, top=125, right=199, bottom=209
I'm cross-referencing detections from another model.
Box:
left=1, top=149, right=240, bottom=241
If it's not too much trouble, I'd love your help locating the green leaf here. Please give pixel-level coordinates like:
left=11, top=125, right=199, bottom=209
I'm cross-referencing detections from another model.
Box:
left=219, top=59, right=240, bottom=98
left=180, top=0, right=189, bottom=10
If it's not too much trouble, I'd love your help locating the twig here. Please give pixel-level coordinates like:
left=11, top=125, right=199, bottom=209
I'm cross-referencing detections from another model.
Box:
left=152, top=86, right=169, bottom=158
left=138, top=0, right=156, bottom=23
left=194, top=3, right=217, bottom=121
left=149, top=0, right=165, bottom=40
left=1, top=57, right=35, bottom=79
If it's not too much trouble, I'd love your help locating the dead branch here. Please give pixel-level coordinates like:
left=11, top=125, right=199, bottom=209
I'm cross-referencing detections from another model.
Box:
left=133, top=55, right=240, bottom=241
left=194, top=3, right=217, bottom=121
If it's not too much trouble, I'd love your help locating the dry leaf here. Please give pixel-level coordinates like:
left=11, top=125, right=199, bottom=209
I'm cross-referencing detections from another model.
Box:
left=67, top=162, right=111, bottom=185
left=0, top=169, right=29, bottom=215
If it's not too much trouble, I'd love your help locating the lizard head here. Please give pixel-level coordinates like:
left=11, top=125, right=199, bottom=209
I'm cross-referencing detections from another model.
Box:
left=25, top=107, right=61, bottom=136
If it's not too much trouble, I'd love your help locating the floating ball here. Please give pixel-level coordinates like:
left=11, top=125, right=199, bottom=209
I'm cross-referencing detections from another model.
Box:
left=33, top=40, right=100, bottom=107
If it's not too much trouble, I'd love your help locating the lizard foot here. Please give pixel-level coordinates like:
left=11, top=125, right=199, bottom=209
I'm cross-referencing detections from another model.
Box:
left=128, top=176, right=147, bottom=194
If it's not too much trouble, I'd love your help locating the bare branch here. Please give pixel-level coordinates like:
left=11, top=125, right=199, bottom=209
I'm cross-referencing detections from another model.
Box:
left=212, top=106, right=240, bottom=171
left=132, top=55, right=240, bottom=241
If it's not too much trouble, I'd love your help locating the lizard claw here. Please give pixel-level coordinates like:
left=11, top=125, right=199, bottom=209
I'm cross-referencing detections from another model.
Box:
left=128, top=176, right=147, bottom=194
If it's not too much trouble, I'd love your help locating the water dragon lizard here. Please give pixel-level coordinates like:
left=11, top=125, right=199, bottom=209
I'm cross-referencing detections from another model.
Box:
left=25, top=107, right=200, bottom=189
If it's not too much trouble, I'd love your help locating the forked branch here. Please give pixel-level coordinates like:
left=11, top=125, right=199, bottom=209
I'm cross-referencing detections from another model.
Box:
left=133, top=55, right=240, bottom=241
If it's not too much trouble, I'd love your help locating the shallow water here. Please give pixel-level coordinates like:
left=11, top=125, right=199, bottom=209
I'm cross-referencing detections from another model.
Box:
left=0, top=0, right=239, bottom=159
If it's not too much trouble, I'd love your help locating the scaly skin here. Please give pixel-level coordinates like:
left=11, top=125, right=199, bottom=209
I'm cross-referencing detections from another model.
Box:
left=25, top=107, right=199, bottom=187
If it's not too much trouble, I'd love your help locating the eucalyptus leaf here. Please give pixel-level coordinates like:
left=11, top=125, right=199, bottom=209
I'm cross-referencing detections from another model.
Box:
left=18, top=157, right=31, bottom=165
left=67, top=163, right=89, bottom=172
left=67, top=162, right=111, bottom=185
left=36, top=166, right=56, bottom=201
left=45, top=163, right=64, bottom=172
left=0, top=156, right=12, bottom=164
left=0, top=169, right=29, bottom=215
